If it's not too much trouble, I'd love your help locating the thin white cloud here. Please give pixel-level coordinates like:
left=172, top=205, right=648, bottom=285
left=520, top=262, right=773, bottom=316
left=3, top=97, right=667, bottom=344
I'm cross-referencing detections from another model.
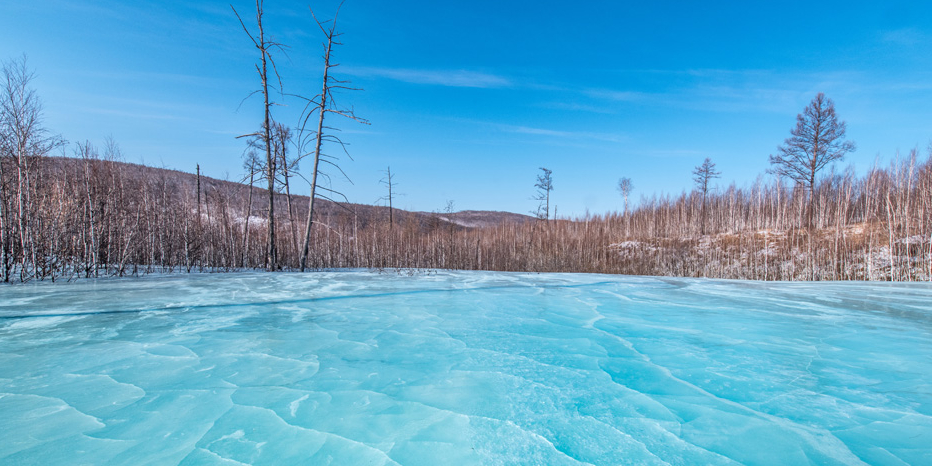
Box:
left=537, top=101, right=616, bottom=114
left=80, top=107, right=192, bottom=121
left=581, top=70, right=866, bottom=114
left=498, top=123, right=626, bottom=143
left=644, top=149, right=710, bottom=158
left=69, top=69, right=228, bottom=88
left=585, top=89, right=648, bottom=102
left=204, top=129, right=245, bottom=136
left=345, top=67, right=511, bottom=88
left=881, top=28, right=926, bottom=46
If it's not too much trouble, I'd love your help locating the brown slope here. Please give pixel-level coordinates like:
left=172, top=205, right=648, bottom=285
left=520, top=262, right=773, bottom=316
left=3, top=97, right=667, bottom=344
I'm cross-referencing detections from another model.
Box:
left=43, top=156, right=532, bottom=231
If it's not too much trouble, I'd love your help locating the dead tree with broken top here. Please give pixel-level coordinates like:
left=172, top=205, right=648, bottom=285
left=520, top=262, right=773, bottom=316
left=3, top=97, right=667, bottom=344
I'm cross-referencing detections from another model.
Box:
left=297, top=2, right=368, bottom=272
left=378, top=166, right=397, bottom=229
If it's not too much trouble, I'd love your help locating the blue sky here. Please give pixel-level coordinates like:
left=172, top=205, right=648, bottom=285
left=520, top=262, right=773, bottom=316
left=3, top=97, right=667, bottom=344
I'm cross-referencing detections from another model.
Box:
left=3, top=0, right=931, bottom=216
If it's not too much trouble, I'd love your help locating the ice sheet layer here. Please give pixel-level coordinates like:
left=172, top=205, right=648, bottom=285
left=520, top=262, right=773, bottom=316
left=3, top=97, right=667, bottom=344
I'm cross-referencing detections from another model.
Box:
left=2, top=271, right=931, bottom=465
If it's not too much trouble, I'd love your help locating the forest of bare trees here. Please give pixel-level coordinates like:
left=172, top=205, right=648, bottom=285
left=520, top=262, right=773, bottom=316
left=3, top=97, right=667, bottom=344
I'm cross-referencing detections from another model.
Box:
left=0, top=141, right=929, bottom=283
left=2, top=50, right=931, bottom=283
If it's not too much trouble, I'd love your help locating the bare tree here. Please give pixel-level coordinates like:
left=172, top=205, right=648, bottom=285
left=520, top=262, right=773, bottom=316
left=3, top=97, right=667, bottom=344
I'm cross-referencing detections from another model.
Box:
left=769, top=93, right=856, bottom=230
left=297, top=2, right=368, bottom=272
left=693, top=158, right=720, bottom=235
left=196, top=163, right=202, bottom=224
left=617, top=176, right=634, bottom=236
left=617, top=177, right=633, bottom=217
left=241, top=150, right=260, bottom=267
left=232, top=0, right=286, bottom=270
left=378, top=166, right=397, bottom=228
left=271, top=121, right=299, bottom=257
left=0, top=56, right=61, bottom=281
left=533, top=167, right=553, bottom=220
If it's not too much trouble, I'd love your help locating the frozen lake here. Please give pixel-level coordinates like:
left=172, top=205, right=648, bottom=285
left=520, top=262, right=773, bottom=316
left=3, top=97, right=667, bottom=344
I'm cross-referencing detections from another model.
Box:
left=1, top=271, right=931, bottom=465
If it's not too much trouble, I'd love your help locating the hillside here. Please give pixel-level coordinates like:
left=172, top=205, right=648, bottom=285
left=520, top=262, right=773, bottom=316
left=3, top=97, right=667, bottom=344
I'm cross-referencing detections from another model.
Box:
left=426, top=210, right=535, bottom=229
left=45, top=156, right=534, bottom=232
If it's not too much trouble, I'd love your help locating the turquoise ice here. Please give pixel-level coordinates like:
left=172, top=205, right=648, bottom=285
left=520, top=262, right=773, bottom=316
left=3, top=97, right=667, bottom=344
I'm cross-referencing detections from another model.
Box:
left=1, top=271, right=931, bottom=465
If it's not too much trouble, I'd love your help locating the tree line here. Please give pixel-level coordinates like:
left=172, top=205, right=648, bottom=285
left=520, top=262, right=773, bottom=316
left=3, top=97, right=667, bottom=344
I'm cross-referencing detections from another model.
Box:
left=1, top=138, right=928, bottom=283
left=3, top=48, right=930, bottom=282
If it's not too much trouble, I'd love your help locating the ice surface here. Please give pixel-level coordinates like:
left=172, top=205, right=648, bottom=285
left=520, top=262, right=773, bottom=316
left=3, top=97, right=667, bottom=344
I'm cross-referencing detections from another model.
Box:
left=2, top=271, right=931, bottom=465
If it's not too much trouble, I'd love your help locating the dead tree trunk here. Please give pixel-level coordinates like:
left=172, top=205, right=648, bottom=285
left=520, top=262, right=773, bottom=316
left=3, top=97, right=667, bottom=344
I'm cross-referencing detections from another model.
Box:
left=380, top=166, right=396, bottom=229
left=233, top=0, right=284, bottom=271
left=242, top=164, right=255, bottom=268
left=0, top=157, right=8, bottom=282
left=299, top=5, right=368, bottom=271
left=298, top=28, right=331, bottom=271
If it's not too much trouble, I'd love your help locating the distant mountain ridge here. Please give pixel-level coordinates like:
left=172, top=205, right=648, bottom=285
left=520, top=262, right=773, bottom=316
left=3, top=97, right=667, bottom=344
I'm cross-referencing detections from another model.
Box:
left=45, top=156, right=534, bottom=230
